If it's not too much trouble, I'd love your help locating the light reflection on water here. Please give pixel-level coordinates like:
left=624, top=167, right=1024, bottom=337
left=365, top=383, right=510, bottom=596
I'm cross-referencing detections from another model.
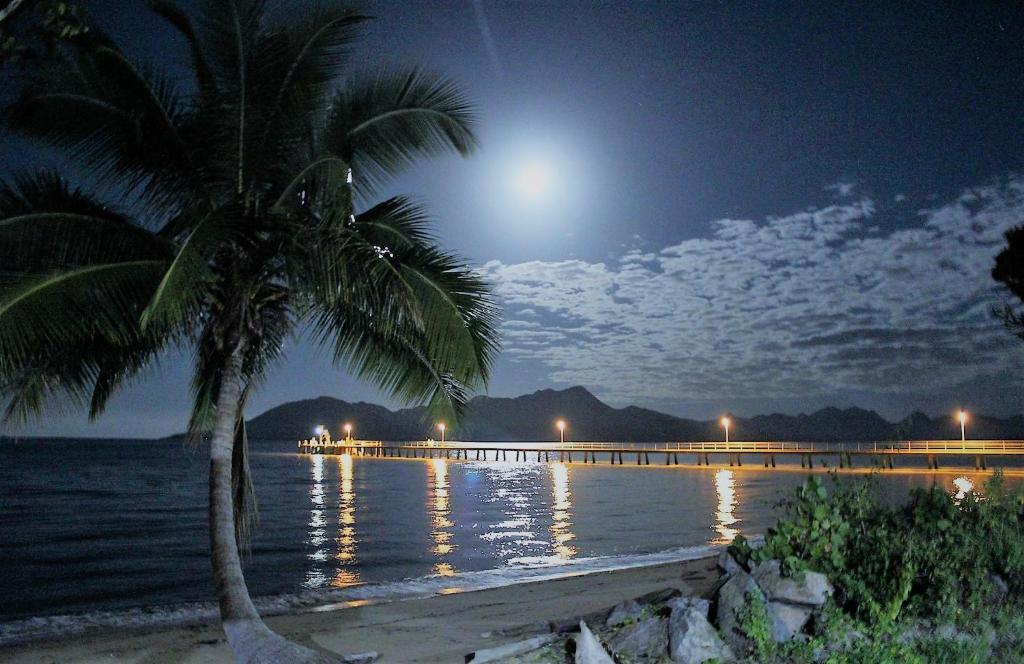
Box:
left=296, top=455, right=1013, bottom=592
left=6, top=440, right=1024, bottom=620
left=713, top=469, right=739, bottom=544
left=333, top=454, right=360, bottom=586
left=304, top=454, right=328, bottom=588
left=550, top=462, right=577, bottom=560
left=429, top=459, right=455, bottom=576
left=952, top=476, right=974, bottom=502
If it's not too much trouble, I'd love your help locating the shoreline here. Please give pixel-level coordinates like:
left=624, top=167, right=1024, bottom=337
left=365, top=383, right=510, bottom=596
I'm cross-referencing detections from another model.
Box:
left=0, top=554, right=720, bottom=663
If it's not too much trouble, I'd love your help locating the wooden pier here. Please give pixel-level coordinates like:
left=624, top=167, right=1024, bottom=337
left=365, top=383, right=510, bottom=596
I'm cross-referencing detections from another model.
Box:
left=298, top=439, right=1024, bottom=471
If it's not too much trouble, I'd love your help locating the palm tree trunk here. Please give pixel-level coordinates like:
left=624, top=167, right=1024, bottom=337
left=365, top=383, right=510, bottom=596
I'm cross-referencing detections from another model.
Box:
left=209, top=345, right=336, bottom=663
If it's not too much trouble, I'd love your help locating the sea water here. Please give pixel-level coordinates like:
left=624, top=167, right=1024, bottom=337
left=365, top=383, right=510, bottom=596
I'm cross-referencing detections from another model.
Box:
left=0, top=438, right=1012, bottom=643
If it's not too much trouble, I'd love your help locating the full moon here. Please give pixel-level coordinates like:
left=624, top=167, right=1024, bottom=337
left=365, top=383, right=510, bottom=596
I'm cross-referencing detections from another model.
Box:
left=515, top=161, right=552, bottom=200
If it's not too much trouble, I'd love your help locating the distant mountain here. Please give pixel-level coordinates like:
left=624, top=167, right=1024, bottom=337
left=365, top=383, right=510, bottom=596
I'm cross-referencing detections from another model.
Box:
left=246, top=386, right=1024, bottom=442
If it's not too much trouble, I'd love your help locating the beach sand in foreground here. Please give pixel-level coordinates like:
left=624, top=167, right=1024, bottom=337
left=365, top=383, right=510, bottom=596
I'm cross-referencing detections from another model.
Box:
left=0, top=556, right=718, bottom=663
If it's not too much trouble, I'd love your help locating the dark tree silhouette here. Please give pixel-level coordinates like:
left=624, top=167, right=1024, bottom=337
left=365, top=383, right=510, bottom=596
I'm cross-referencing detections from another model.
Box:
left=993, top=225, right=1024, bottom=340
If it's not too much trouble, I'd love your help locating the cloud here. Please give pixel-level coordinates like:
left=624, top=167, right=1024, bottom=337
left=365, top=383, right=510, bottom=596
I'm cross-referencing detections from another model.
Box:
left=825, top=180, right=857, bottom=198
left=483, top=176, right=1024, bottom=415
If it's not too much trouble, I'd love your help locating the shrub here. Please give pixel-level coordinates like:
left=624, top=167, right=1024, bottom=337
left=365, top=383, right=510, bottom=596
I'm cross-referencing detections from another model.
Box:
left=729, top=472, right=1024, bottom=628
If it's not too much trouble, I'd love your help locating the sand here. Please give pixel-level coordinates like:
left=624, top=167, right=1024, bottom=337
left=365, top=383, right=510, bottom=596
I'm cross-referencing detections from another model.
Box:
left=0, top=556, right=719, bottom=663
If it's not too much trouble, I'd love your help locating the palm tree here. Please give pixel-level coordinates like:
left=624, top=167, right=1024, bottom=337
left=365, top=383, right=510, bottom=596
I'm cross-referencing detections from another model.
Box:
left=0, top=1, right=499, bottom=661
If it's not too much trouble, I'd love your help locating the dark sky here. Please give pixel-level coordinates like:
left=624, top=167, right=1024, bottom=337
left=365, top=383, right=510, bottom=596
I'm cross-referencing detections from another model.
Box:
left=5, top=1, right=1024, bottom=437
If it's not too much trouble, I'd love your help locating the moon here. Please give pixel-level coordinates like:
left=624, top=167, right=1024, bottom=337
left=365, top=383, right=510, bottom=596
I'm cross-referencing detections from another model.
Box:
left=515, top=160, right=552, bottom=201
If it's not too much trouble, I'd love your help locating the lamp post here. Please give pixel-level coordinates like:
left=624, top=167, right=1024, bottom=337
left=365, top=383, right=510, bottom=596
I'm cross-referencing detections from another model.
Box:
left=958, top=410, right=967, bottom=445
left=721, top=416, right=731, bottom=445
left=344, top=423, right=352, bottom=441
left=557, top=419, right=566, bottom=444
left=438, top=422, right=446, bottom=444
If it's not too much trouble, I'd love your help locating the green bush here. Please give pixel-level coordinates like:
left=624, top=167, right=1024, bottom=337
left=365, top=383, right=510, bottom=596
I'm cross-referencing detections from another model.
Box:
left=729, top=472, right=1024, bottom=628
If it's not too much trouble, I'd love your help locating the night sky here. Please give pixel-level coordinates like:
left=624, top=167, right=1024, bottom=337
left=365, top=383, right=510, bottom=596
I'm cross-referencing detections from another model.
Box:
left=4, top=1, right=1024, bottom=437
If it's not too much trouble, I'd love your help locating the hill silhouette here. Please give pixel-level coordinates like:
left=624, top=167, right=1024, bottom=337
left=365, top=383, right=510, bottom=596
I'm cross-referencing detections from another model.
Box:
left=246, top=386, right=1024, bottom=442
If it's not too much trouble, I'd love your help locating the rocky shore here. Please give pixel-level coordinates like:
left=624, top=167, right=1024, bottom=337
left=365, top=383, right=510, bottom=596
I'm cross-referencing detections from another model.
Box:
left=468, top=548, right=834, bottom=663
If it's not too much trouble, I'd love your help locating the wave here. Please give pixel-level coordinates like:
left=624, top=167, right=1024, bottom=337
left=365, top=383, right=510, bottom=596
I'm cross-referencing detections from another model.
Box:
left=0, top=543, right=725, bottom=647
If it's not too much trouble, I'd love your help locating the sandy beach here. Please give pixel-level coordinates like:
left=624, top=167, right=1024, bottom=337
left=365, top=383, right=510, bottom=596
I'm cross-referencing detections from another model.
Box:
left=0, top=556, right=718, bottom=663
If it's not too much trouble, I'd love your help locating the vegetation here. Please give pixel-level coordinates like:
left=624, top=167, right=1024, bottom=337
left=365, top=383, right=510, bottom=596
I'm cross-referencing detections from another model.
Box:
left=993, top=224, right=1024, bottom=340
left=729, top=473, right=1024, bottom=662
left=0, top=1, right=499, bottom=661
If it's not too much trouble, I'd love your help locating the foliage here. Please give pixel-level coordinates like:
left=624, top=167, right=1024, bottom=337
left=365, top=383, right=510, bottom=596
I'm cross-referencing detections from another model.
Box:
left=727, top=472, right=1024, bottom=662
left=735, top=588, right=773, bottom=660
left=0, top=0, right=500, bottom=434
left=1, top=1, right=89, bottom=68
left=993, top=224, right=1024, bottom=340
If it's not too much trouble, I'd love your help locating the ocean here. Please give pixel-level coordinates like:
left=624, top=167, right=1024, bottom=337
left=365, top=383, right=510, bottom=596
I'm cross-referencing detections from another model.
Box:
left=0, top=438, right=1011, bottom=643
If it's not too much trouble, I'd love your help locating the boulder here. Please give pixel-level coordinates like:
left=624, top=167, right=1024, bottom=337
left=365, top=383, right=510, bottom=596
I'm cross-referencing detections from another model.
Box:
left=715, top=570, right=764, bottom=655
left=604, top=616, right=668, bottom=661
left=668, top=604, right=735, bottom=663
left=766, top=601, right=812, bottom=642
left=605, top=599, right=645, bottom=627
left=717, top=550, right=743, bottom=576
left=667, top=596, right=711, bottom=621
left=750, top=560, right=832, bottom=607
left=575, top=621, right=614, bottom=664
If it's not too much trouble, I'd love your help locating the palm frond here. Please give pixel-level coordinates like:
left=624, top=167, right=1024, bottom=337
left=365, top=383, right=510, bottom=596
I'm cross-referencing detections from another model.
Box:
left=294, top=198, right=500, bottom=422
left=0, top=172, right=169, bottom=278
left=149, top=1, right=216, bottom=100
left=196, top=0, right=266, bottom=194
left=250, top=6, right=367, bottom=172
left=324, top=67, right=477, bottom=196
left=141, top=207, right=248, bottom=330
left=0, top=260, right=169, bottom=423
left=6, top=39, right=196, bottom=209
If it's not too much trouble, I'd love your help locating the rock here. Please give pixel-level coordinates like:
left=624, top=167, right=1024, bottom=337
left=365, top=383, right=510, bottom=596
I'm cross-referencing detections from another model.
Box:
left=667, top=596, right=711, bottom=621
left=605, top=599, right=645, bottom=627
left=717, top=550, right=743, bottom=576
left=715, top=570, right=764, bottom=655
left=668, top=604, right=735, bottom=663
left=750, top=560, right=832, bottom=607
left=340, top=653, right=379, bottom=664
left=575, top=621, right=614, bottom=664
left=766, top=601, right=812, bottom=642
left=465, top=634, right=559, bottom=662
left=605, top=616, right=668, bottom=661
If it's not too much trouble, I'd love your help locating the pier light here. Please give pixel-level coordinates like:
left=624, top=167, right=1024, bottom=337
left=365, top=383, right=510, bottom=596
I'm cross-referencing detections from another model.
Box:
left=556, top=419, right=567, bottom=444
left=957, top=410, right=968, bottom=443
left=437, top=422, right=446, bottom=443
left=343, top=422, right=353, bottom=441
left=314, top=424, right=325, bottom=437
left=721, top=416, right=731, bottom=444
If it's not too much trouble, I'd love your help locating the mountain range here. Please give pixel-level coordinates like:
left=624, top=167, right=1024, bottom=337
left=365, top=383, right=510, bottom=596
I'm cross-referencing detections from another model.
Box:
left=246, top=386, right=1024, bottom=442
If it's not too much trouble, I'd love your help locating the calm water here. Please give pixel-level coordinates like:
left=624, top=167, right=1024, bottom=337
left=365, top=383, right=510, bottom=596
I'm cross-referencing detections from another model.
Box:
left=0, top=438, right=1011, bottom=623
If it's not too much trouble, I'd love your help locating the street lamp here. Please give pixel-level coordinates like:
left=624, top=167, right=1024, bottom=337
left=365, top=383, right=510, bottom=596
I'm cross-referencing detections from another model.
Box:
left=343, top=423, right=353, bottom=441
left=958, top=410, right=967, bottom=443
left=721, top=416, right=731, bottom=444
left=556, top=419, right=566, bottom=444
left=437, top=422, right=446, bottom=444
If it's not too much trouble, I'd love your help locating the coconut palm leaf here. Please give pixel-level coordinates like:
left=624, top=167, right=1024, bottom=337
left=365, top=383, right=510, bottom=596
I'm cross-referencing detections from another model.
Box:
left=324, top=66, right=477, bottom=196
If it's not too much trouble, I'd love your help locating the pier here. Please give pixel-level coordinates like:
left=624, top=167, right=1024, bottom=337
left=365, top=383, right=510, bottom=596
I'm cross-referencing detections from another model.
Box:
left=298, top=439, right=1024, bottom=471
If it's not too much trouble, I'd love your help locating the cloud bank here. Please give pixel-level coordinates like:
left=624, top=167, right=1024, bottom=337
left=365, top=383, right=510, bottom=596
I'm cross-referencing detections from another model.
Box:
left=483, top=177, right=1024, bottom=418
